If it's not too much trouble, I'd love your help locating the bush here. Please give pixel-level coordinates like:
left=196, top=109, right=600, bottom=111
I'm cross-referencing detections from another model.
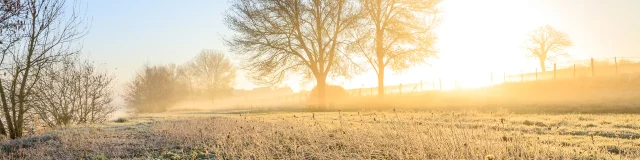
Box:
left=114, top=118, right=128, bottom=123
left=32, top=57, right=116, bottom=126
left=306, top=85, right=349, bottom=108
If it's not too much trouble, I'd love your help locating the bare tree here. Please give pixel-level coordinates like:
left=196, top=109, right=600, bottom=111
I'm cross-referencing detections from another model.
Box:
left=0, top=0, right=25, bottom=137
left=225, top=0, right=359, bottom=108
left=185, top=50, right=236, bottom=103
left=166, top=63, right=191, bottom=101
left=31, top=56, right=115, bottom=127
left=525, top=25, right=573, bottom=72
left=124, top=64, right=184, bottom=113
left=0, top=0, right=87, bottom=139
left=349, top=0, right=440, bottom=98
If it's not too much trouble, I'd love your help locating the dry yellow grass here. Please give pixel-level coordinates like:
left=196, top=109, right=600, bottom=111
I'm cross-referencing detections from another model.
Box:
left=1, top=110, right=639, bottom=159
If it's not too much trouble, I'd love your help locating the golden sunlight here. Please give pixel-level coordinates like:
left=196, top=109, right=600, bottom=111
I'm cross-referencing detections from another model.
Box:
left=4, top=0, right=640, bottom=159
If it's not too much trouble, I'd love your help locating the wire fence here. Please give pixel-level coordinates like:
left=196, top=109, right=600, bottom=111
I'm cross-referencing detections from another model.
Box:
left=238, top=56, right=640, bottom=106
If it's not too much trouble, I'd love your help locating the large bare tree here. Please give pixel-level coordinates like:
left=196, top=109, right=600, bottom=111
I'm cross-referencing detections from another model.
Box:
left=524, top=25, right=573, bottom=72
left=31, top=57, right=115, bottom=127
left=349, top=0, right=440, bottom=98
left=185, top=50, right=236, bottom=103
left=225, top=0, right=359, bottom=108
left=0, top=0, right=87, bottom=139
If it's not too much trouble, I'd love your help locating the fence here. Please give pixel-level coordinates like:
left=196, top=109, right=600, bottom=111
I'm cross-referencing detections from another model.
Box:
left=241, top=56, right=640, bottom=105
left=502, top=57, right=640, bottom=83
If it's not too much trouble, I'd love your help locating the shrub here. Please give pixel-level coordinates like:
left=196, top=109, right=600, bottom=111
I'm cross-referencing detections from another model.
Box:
left=32, top=57, right=116, bottom=126
left=114, top=118, right=128, bottom=123
left=306, top=85, right=349, bottom=108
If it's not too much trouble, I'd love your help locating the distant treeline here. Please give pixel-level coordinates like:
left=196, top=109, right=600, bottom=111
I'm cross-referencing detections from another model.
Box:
left=124, top=50, right=237, bottom=113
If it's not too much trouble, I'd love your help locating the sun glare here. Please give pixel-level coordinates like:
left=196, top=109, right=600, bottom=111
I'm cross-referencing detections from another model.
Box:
left=337, top=0, right=558, bottom=91
left=5, top=0, right=640, bottom=159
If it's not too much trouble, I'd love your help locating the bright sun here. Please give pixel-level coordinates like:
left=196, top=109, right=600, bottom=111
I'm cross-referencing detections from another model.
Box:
left=336, top=0, right=554, bottom=91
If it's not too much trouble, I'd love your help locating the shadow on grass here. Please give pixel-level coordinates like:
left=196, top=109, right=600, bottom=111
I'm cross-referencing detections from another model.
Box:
left=1, top=134, right=60, bottom=153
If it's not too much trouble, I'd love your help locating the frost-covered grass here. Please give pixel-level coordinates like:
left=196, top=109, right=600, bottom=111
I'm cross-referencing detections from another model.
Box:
left=1, top=110, right=639, bottom=159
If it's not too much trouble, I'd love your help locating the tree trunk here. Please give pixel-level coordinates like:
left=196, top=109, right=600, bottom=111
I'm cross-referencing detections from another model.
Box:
left=375, top=22, right=385, bottom=99
left=210, top=86, right=216, bottom=105
left=0, top=82, right=8, bottom=136
left=316, top=74, right=327, bottom=109
left=539, top=58, right=547, bottom=72
left=13, top=119, right=22, bottom=138
left=377, top=65, right=384, bottom=98
left=0, top=117, right=5, bottom=136
left=211, top=75, right=217, bottom=104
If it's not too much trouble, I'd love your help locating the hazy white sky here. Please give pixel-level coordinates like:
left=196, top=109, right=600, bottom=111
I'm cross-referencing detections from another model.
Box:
left=80, top=0, right=640, bottom=95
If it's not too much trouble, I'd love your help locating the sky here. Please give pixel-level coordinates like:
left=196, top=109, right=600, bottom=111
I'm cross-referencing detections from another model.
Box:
left=78, top=0, right=640, bottom=98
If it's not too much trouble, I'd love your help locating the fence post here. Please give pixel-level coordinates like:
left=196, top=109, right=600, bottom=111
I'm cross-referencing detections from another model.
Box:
left=420, top=80, right=423, bottom=91
left=553, top=63, right=556, bottom=80
left=490, top=72, right=493, bottom=85
left=535, top=68, right=538, bottom=80
left=503, top=72, right=506, bottom=83
left=439, top=79, right=442, bottom=91
left=573, top=64, right=576, bottom=78
left=432, top=81, right=435, bottom=90
left=614, top=57, right=618, bottom=75
left=591, top=58, right=595, bottom=77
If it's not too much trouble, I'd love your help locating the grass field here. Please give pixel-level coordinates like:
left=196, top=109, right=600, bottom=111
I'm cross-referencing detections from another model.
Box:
left=2, top=110, right=639, bottom=159
left=4, top=75, right=640, bottom=159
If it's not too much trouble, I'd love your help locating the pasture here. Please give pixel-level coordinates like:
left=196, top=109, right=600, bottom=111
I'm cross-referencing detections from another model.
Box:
left=2, top=110, right=639, bottom=159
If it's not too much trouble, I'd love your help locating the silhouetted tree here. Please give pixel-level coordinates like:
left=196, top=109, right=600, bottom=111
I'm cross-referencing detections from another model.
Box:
left=349, top=0, right=440, bottom=98
left=185, top=50, right=236, bottom=103
left=0, top=0, right=87, bottom=139
left=31, top=57, right=116, bottom=127
left=225, top=0, right=359, bottom=109
left=525, top=25, right=573, bottom=72
left=124, top=65, right=184, bottom=113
